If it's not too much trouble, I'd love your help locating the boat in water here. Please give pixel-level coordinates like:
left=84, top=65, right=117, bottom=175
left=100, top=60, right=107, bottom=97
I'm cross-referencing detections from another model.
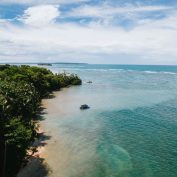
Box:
left=80, top=104, right=90, bottom=110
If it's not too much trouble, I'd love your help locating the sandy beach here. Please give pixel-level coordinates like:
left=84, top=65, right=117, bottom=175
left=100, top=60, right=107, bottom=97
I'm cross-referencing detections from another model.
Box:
left=17, top=92, right=60, bottom=177
left=17, top=89, right=78, bottom=177
left=17, top=123, right=50, bottom=177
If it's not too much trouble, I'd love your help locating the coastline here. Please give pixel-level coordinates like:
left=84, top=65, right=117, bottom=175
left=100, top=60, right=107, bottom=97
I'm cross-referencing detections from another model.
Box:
left=17, top=88, right=73, bottom=177
left=17, top=92, right=60, bottom=177
left=18, top=87, right=86, bottom=177
left=17, top=125, right=49, bottom=177
left=0, top=65, right=82, bottom=177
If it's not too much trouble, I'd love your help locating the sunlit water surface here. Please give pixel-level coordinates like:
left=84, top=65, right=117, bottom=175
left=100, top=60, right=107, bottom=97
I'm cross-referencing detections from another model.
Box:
left=41, top=64, right=177, bottom=177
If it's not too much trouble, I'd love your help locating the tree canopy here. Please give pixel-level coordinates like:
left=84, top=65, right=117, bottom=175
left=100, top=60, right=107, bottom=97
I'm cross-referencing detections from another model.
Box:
left=0, top=65, right=82, bottom=177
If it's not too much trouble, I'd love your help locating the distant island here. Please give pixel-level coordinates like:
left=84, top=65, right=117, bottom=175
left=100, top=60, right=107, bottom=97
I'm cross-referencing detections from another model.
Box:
left=37, top=63, right=52, bottom=66
left=0, top=65, right=82, bottom=177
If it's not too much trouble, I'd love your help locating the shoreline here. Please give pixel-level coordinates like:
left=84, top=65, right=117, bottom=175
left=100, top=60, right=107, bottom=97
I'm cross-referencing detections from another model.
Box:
left=17, top=89, right=69, bottom=177
left=17, top=92, right=60, bottom=177
left=18, top=86, right=84, bottom=177
left=0, top=65, right=82, bottom=177
left=17, top=126, right=50, bottom=177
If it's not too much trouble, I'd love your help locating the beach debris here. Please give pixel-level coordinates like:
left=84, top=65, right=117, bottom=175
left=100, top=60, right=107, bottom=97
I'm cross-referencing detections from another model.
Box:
left=80, top=104, right=90, bottom=110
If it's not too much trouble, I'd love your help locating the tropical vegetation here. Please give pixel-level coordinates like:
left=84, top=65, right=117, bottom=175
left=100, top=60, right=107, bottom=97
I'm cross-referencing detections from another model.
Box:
left=0, top=65, right=82, bottom=177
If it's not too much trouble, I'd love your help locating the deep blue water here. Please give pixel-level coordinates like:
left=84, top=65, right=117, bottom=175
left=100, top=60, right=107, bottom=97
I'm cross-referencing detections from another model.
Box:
left=41, top=64, right=177, bottom=177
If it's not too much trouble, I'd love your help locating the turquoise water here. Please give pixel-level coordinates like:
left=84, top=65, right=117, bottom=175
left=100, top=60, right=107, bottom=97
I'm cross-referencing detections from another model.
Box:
left=43, top=64, right=177, bottom=177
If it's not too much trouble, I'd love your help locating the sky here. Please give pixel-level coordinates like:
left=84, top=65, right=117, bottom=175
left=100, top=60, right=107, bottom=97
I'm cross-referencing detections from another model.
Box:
left=0, top=0, right=177, bottom=64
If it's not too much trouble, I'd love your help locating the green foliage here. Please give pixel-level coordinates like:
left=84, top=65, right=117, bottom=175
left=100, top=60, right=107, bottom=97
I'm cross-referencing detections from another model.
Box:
left=0, top=81, right=39, bottom=119
left=4, top=117, right=34, bottom=176
left=0, top=65, right=82, bottom=97
left=5, top=117, right=33, bottom=148
left=56, top=73, right=82, bottom=87
left=0, top=65, right=82, bottom=177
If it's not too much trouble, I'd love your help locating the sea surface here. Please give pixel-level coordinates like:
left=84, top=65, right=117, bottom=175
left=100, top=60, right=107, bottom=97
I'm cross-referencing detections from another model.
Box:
left=41, top=64, right=177, bottom=177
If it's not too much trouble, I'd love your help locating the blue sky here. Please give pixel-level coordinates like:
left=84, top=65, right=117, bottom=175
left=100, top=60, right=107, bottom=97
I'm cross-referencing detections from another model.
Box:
left=0, top=0, right=177, bottom=64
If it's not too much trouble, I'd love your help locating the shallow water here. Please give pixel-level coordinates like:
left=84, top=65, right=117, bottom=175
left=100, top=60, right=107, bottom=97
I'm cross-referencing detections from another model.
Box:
left=41, top=64, right=177, bottom=177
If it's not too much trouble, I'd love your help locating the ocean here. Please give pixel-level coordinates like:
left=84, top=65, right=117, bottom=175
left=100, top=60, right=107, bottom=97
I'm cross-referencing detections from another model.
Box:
left=41, top=64, right=177, bottom=177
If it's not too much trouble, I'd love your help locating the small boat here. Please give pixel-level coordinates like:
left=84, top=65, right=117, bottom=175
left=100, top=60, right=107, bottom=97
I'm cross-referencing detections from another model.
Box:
left=80, top=104, right=90, bottom=110
left=87, top=81, right=92, bottom=83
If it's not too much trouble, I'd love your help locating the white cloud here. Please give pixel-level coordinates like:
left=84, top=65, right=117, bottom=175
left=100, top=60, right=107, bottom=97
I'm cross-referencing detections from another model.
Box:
left=0, top=0, right=88, bottom=5
left=0, top=4, right=177, bottom=64
left=66, top=4, right=172, bottom=18
left=18, top=5, right=60, bottom=27
left=64, top=4, right=174, bottom=27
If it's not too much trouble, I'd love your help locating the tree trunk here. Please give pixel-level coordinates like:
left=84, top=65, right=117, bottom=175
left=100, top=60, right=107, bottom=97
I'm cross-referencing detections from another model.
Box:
left=0, top=139, right=6, bottom=177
